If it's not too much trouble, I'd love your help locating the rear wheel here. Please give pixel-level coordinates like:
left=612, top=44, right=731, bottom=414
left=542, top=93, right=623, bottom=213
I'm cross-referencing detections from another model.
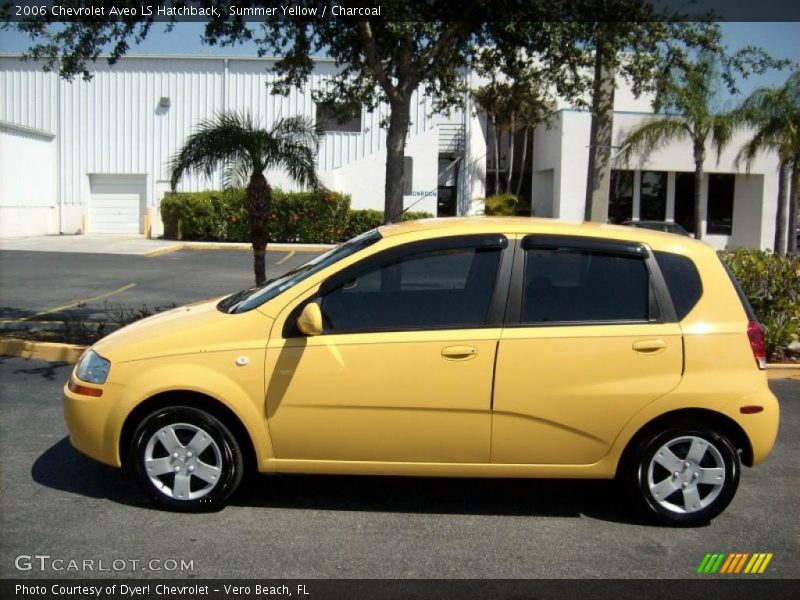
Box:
left=624, top=425, right=740, bottom=526
left=130, top=406, right=244, bottom=511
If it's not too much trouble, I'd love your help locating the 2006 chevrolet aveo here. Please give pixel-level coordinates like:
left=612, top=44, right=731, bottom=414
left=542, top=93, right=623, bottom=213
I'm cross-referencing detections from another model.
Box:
left=64, top=218, right=779, bottom=524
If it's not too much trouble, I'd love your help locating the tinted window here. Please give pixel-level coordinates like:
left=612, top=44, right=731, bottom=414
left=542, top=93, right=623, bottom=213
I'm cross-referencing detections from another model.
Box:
left=640, top=171, right=667, bottom=221
left=316, top=101, right=361, bottom=133
left=654, top=252, right=703, bottom=320
left=320, top=246, right=502, bottom=332
left=707, top=174, right=735, bottom=235
left=522, top=248, right=650, bottom=324
left=223, top=229, right=381, bottom=313
left=609, top=170, right=634, bottom=224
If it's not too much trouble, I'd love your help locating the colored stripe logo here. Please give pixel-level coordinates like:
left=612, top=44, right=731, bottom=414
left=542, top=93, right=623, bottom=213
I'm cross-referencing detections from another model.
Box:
left=697, top=553, right=773, bottom=574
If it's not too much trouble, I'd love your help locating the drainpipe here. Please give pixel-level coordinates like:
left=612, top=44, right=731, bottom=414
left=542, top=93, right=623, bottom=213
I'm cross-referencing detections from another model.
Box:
left=56, top=63, right=63, bottom=233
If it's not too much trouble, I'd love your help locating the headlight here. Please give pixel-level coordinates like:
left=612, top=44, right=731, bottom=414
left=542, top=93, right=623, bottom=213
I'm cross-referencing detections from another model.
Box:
left=75, top=350, right=111, bottom=384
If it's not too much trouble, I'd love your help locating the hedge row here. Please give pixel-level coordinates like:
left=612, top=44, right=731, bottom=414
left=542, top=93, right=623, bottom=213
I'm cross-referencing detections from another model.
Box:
left=161, top=189, right=433, bottom=244
left=720, top=249, right=800, bottom=360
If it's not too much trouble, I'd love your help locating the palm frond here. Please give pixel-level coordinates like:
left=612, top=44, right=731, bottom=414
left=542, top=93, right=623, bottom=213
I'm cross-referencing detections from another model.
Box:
left=169, top=111, right=259, bottom=190
left=618, top=117, right=691, bottom=166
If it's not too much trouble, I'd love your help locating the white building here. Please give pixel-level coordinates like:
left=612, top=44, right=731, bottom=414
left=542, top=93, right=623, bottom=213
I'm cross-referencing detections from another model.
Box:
left=0, top=53, right=781, bottom=250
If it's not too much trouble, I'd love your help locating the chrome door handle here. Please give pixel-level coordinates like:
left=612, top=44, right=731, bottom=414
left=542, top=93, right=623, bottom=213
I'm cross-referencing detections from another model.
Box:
left=632, top=339, right=667, bottom=354
left=441, top=346, right=478, bottom=360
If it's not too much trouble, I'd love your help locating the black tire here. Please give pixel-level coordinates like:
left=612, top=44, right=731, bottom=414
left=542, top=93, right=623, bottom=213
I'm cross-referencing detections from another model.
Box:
left=622, top=424, right=740, bottom=526
left=130, top=406, right=244, bottom=512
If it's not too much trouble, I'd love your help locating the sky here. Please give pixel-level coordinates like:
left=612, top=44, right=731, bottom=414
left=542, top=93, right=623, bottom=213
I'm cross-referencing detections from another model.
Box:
left=1, top=21, right=799, bottom=101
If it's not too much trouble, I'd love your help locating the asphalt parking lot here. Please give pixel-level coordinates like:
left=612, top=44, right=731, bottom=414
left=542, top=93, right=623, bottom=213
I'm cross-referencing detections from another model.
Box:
left=0, top=356, right=797, bottom=579
left=0, top=249, right=319, bottom=331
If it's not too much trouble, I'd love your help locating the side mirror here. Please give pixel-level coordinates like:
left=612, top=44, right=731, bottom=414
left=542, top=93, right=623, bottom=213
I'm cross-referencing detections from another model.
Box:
left=297, top=302, right=323, bottom=336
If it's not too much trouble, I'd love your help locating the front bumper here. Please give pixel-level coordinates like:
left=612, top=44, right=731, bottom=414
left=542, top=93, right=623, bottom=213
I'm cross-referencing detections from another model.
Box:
left=62, top=379, right=123, bottom=468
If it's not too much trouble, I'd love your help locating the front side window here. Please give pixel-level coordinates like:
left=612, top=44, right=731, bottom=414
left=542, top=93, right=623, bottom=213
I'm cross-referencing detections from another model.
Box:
left=521, top=246, right=651, bottom=324
left=222, top=229, right=381, bottom=313
left=319, top=242, right=503, bottom=333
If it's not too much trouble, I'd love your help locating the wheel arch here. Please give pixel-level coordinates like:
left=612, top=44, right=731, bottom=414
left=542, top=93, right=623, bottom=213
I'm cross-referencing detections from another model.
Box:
left=616, top=408, right=754, bottom=477
left=119, top=390, right=259, bottom=474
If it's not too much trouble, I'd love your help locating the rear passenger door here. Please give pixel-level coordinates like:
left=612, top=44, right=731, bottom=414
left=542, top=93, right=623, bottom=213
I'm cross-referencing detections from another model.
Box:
left=492, top=235, right=683, bottom=465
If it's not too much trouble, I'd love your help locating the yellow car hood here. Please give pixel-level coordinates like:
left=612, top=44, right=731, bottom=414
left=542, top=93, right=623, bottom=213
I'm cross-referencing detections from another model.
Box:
left=91, top=297, right=273, bottom=363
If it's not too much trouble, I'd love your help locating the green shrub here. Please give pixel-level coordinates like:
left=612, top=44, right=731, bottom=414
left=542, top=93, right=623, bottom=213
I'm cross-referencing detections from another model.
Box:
left=719, top=249, right=800, bottom=359
left=342, top=209, right=434, bottom=239
left=161, top=190, right=433, bottom=243
left=161, top=188, right=351, bottom=244
left=481, top=193, right=529, bottom=216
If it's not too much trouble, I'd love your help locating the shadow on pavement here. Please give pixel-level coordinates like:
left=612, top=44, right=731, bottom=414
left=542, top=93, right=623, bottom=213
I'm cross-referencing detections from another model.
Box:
left=31, top=437, right=149, bottom=508
left=34, top=436, right=658, bottom=525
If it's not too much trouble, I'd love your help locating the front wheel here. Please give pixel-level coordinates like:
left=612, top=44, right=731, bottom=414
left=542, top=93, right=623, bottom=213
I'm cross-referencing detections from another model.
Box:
left=624, top=426, right=740, bottom=526
left=130, top=406, right=244, bottom=511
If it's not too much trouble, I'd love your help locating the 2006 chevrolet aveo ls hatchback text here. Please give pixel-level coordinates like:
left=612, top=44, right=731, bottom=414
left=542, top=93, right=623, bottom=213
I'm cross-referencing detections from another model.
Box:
left=63, top=218, right=779, bottom=525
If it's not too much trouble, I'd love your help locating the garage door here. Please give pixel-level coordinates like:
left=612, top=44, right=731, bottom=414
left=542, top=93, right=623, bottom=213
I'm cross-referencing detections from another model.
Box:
left=89, top=175, right=146, bottom=234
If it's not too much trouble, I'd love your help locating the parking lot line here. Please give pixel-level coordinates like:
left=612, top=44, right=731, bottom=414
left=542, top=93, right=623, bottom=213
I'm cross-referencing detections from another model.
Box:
left=276, top=250, right=296, bottom=265
left=13, top=283, right=137, bottom=322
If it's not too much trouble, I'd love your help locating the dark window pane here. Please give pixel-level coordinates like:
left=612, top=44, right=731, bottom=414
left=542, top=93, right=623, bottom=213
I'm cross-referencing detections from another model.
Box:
left=707, top=174, right=734, bottom=235
left=654, top=251, right=703, bottom=320
left=609, top=170, right=634, bottom=224
left=522, top=248, right=650, bottom=324
left=316, top=101, right=361, bottom=133
left=674, top=172, right=696, bottom=234
left=640, top=171, right=667, bottom=221
left=403, top=156, right=413, bottom=195
left=321, top=247, right=501, bottom=332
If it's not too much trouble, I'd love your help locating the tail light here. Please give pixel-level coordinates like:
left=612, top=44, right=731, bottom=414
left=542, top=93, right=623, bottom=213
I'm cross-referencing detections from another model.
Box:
left=747, top=321, right=767, bottom=370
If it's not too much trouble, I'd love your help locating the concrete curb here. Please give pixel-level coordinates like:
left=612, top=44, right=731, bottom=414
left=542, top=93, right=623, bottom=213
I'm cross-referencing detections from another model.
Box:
left=144, top=242, right=334, bottom=257
left=767, top=365, right=800, bottom=380
left=0, top=338, right=87, bottom=363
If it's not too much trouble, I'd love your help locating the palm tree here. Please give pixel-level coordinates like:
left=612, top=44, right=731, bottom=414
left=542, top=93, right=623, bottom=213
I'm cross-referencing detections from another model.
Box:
left=619, top=60, right=736, bottom=241
left=170, top=112, right=321, bottom=285
left=735, top=71, right=800, bottom=256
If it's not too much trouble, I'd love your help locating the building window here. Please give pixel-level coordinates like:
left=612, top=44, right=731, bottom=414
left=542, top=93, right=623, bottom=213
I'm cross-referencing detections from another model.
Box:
left=608, top=170, right=634, bottom=224
left=707, top=174, right=735, bottom=235
left=674, top=172, right=696, bottom=234
left=315, top=101, right=361, bottom=133
left=403, top=156, right=413, bottom=195
left=640, top=171, right=667, bottom=221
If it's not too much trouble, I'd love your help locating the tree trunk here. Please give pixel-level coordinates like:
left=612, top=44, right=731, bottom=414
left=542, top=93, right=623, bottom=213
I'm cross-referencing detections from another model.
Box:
left=584, top=43, right=616, bottom=223
left=515, top=127, right=529, bottom=197
left=774, top=159, right=790, bottom=256
left=384, top=97, right=412, bottom=224
left=788, top=157, right=799, bottom=255
left=246, top=171, right=271, bottom=286
left=507, top=112, right=515, bottom=196
left=693, top=139, right=705, bottom=241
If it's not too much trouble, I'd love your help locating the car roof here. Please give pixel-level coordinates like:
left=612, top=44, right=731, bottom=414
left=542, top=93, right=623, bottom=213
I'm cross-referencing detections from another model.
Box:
left=377, top=217, right=707, bottom=253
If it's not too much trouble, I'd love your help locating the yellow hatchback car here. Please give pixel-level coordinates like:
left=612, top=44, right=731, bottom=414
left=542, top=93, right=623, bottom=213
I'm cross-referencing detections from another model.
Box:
left=63, top=218, right=779, bottom=524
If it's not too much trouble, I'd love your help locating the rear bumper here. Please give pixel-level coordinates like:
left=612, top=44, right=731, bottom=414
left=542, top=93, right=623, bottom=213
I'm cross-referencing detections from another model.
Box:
left=727, top=386, right=780, bottom=466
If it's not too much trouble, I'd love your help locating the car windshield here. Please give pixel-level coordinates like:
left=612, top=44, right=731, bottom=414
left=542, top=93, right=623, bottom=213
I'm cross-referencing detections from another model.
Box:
left=219, top=229, right=382, bottom=314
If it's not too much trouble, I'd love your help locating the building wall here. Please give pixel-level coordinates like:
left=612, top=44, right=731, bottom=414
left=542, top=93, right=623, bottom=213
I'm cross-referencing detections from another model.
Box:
left=0, top=54, right=445, bottom=235
left=0, top=122, right=57, bottom=238
left=550, top=110, right=779, bottom=250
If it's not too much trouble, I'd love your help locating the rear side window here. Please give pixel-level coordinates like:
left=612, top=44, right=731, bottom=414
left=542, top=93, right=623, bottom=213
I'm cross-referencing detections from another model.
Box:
left=522, top=248, right=651, bottom=324
left=654, top=252, right=703, bottom=320
left=719, top=257, right=757, bottom=321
